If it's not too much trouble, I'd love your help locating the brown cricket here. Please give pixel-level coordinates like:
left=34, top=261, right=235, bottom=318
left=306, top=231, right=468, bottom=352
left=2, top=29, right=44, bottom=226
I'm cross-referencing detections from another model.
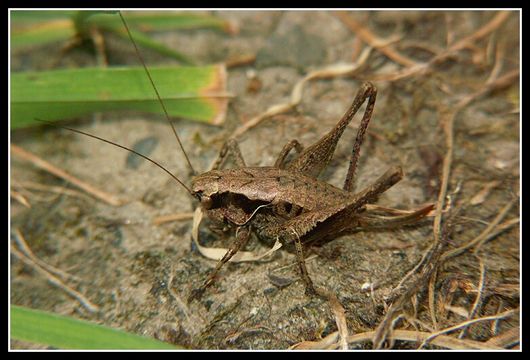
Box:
left=47, top=12, right=434, bottom=303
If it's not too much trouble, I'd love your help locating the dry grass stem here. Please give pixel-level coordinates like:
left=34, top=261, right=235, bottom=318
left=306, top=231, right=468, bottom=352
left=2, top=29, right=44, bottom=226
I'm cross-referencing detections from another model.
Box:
left=364, top=11, right=512, bottom=82
left=484, top=217, right=519, bottom=243
left=290, top=331, right=339, bottom=350
left=12, top=228, right=82, bottom=283
left=10, top=190, right=31, bottom=208
left=11, top=144, right=123, bottom=206
left=486, top=38, right=506, bottom=85
left=334, top=12, right=419, bottom=67
left=470, top=181, right=501, bottom=206
left=374, top=212, right=453, bottom=349
left=485, top=326, right=519, bottom=348
left=441, top=198, right=517, bottom=261
left=167, top=268, right=192, bottom=323
left=458, top=257, right=486, bottom=339
left=428, top=269, right=438, bottom=329
left=11, top=244, right=98, bottom=314
left=444, top=305, right=470, bottom=318
left=326, top=292, right=349, bottom=350
left=230, top=49, right=373, bottom=139
left=417, top=308, right=518, bottom=349
left=153, top=212, right=195, bottom=225
left=13, top=180, right=90, bottom=200
left=433, top=69, right=518, bottom=247
left=293, top=329, right=505, bottom=350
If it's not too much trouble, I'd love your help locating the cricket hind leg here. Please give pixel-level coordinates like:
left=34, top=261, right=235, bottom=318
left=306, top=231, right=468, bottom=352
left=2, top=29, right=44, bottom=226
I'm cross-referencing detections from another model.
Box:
left=286, top=82, right=377, bottom=180
left=342, top=83, right=377, bottom=192
left=354, top=204, right=434, bottom=230
left=188, top=226, right=251, bottom=303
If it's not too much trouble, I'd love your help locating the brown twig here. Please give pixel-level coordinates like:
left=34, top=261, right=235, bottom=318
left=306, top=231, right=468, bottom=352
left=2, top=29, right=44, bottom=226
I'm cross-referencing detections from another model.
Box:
left=324, top=291, right=349, bottom=350
left=229, top=48, right=373, bottom=140
left=152, top=212, right=195, bottom=225
left=458, top=257, right=486, bottom=339
left=11, top=144, right=122, bottom=206
left=417, top=308, right=518, bottom=349
left=428, top=268, right=438, bottom=330
left=365, top=11, right=512, bottom=82
left=469, top=181, right=501, bottom=206
left=292, top=329, right=504, bottom=350
left=373, top=233, right=448, bottom=349
left=441, top=198, right=517, bottom=261
left=486, top=37, right=506, bottom=85
left=335, top=12, right=419, bottom=67
left=483, top=217, right=519, bottom=244
left=433, top=69, right=519, bottom=247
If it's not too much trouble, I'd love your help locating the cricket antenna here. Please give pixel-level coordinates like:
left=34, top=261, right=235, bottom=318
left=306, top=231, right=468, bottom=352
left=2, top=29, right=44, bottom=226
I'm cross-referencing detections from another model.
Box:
left=36, top=119, right=196, bottom=197
left=118, top=11, right=197, bottom=176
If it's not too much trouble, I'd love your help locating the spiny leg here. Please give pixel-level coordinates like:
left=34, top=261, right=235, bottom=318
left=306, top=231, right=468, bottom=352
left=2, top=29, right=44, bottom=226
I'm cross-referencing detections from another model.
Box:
left=343, top=84, right=377, bottom=192
left=354, top=204, right=434, bottom=230
left=287, top=82, right=377, bottom=179
left=211, top=139, right=246, bottom=171
left=292, top=230, right=317, bottom=296
left=274, top=139, right=304, bottom=169
left=188, top=226, right=251, bottom=302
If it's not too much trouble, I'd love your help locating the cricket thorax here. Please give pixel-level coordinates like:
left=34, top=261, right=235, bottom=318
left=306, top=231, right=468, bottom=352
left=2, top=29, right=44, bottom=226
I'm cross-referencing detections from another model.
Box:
left=192, top=167, right=353, bottom=213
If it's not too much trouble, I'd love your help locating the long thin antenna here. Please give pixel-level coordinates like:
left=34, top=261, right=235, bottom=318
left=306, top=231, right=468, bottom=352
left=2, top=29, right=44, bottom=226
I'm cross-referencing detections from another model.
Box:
left=118, top=11, right=196, bottom=176
left=36, top=119, right=195, bottom=196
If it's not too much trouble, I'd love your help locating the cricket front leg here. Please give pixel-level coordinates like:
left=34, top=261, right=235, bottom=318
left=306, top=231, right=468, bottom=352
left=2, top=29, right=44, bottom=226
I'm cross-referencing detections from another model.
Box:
left=188, top=226, right=251, bottom=303
left=292, top=231, right=317, bottom=295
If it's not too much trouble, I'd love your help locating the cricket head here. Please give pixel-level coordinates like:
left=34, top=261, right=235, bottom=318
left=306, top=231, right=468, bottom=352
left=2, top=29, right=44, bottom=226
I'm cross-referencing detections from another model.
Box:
left=191, top=170, right=223, bottom=210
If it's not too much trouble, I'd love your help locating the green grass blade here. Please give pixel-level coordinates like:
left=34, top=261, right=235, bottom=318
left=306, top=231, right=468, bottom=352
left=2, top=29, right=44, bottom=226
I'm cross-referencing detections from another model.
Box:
left=10, top=65, right=228, bottom=129
left=10, top=11, right=75, bottom=50
left=10, top=305, right=180, bottom=349
left=11, top=10, right=234, bottom=58
left=10, top=10, right=76, bottom=23
left=113, top=27, right=196, bottom=65
left=86, top=11, right=235, bottom=33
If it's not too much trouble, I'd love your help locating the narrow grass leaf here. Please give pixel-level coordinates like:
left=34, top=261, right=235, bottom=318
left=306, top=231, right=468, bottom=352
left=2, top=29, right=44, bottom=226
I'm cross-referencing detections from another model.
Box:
left=11, top=65, right=228, bottom=129
left=10, top=305, right=180, bottom=349
left=10, top=11, right=75, bottom=50
left=87, top=11, right=235, bottom=33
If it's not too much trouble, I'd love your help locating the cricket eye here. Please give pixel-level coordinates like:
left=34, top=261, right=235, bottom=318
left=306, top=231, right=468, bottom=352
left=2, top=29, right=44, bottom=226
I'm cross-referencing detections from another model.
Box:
left=201, top=195, right=213, bottom=209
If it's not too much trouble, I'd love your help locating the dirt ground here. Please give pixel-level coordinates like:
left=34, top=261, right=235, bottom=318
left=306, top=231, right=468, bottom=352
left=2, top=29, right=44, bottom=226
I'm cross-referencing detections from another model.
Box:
left=10, top=11, right=520, bottom=350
